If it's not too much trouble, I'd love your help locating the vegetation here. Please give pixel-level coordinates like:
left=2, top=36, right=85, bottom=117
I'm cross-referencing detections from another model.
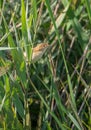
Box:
left=0, top=0, right=91, bottom=130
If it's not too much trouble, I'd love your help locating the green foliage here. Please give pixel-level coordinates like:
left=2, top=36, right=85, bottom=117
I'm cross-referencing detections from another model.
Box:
left=0, top=0, right=91, bottom=130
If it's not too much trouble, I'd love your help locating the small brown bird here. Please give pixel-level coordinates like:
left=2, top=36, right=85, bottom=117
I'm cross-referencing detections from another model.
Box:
left=32, top=43, right=49, bottom=63
left=24, top=43, right=50, bottom=63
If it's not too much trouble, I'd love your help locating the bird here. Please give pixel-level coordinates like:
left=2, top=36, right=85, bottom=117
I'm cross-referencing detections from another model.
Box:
left=31, top=43, right=49, bottom=63
left=23, top=43, right=50, bottom=63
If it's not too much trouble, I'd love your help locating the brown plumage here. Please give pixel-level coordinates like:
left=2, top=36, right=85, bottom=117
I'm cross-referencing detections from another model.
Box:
left=32, top=43, right=49, bottom=62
